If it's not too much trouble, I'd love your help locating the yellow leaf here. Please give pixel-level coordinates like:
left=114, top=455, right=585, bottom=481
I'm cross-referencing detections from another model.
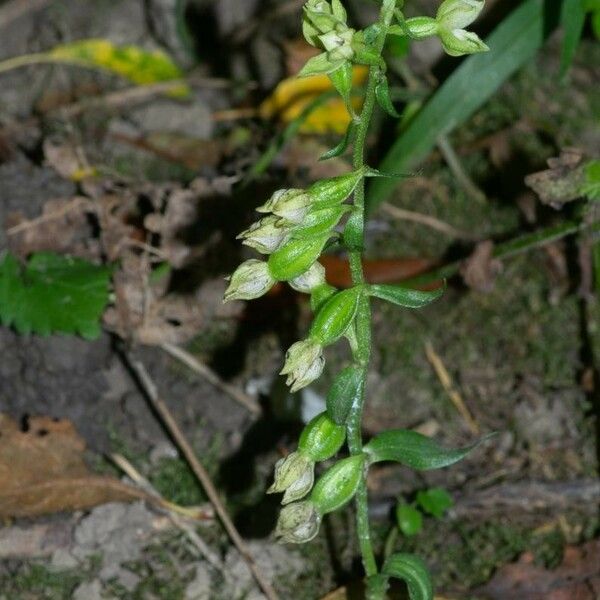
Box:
left=48, top=39, right=190, bottom=97
left=259, top=66, right=368, bottom=134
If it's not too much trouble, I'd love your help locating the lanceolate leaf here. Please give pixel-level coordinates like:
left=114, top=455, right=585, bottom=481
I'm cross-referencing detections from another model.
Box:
left=368, top=0, right=561, bottom=213
left=559, top=0, right=586, bottom=76
left=326, top=365, right=364, bottom=424
left=0, top=252, right=111, bottom=339
left=382, top=553, right=433, bottom=600
left=364, top=429, right=492, bottom=469
left=368, top=283, right=444, bottom=308
left=320, top=120, right=357, bottom=160
left=375, top=73, right=401, bottom=118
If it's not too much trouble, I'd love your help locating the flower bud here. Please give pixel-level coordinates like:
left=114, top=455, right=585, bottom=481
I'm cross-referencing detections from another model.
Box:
left=310, top=283, right=337, bottom=313
left=268, top=234, right=331, bottom=281
left=289, top=261, right=326, bottom=294
left=237, top=216, right=290, bottom=254
left=224, top=259, right=275, bottom=302
left=280, top=338, right=325, bottom=392
left=275, top=500, right=322, bottom=544
left=437, top=0, right=485, bottom=30
left=291, top=205, right=349, bottom=239
left=439, top=27, right=488, bottom=56
left=257, top=189, right=309, bottom=217
left=299, top=411, right=346, bottom=461
left=268, top=451, right=315, bottom=504
left=302, top=0, right=349, bottom=47
left=404, top=16, right=439, bottom=39
left=308, top=170, right=364, bottom=209
left=309, top=286, right=361, bottom=345
left=310, top=455, right=365, bottom=514
left=319, top=28, right=355, bottom=61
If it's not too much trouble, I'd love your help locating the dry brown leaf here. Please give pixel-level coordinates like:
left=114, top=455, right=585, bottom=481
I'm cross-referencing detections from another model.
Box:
left=43, top=138, right=96, bottom=181
left=477, top=540, right=600, bottom=600
left=5, top=197, right=99, bottom=259
left=524, top=148, right=586, bottom=209
left=460, top=240, right=503, bottom=293
left=0, top=414, right=149, bottom=518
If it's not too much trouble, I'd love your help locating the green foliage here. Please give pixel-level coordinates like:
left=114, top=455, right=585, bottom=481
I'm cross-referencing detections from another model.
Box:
left=382, top=553, right=433, bottom=600
left=368, top=0, right=561, bottom=212
left=581, top=159, right=600, bottom=200
left=364, top=430, right=491, bottom=470
left=396, top=503, right=423, bottom=537
left=368, top=283, right=444, bottom=309
left=559, top=0, right=587, bottom=76
left=326, top=366, right=364, bottom=424
left=0, top=252, right=111, bottom=339
left=415, top=487, right=453, bottom=519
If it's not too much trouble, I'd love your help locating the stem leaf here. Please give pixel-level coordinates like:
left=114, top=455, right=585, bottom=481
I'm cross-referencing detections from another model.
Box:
left=368, top=283, right=444, bottom=308
left=320, top=120, right=357, bottom=160
left=375, top=73, right=401, bottom=118
left=382, top=553, right=433, bottom=600
left=326, top=366, right=364, bottom=425
left=364, top=430, right=493, bottom=469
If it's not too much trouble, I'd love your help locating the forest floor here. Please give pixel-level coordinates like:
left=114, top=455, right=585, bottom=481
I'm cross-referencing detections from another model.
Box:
left=0, top=0, right=598, bottom=599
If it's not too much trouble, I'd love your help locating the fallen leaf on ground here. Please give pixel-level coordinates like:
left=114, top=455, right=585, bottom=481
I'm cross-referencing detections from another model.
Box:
left=321, top=255, right=437, bottom=288
left=0, top=414, right=149, bottom=518
left=476, top=540, right=600, bottom=600
left=460, top=240, right=503, bottom=293
left=259, top=67, right=368, bottom=134
left=524, top=148, right=586, bottom=208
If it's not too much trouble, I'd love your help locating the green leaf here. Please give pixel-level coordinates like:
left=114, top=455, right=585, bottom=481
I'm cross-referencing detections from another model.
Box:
left=329, top=62, right=354, bottom=114
left=0, top=252, right=111, bottom=339
left=559, top=0, right=586, bottom=76
left=396, top=504, right=423, bottom=536
left=368, top=0, right=561, bottom=213
left=415, top=488, right=453, bottom=519
left=320, top=120, right=357, bottom=160
left=581, top=159, right=600, bottom=200
left=326, top=366, right=364, bottom=424
left=364, top=429, right=492, bottom=469
left=383, top=553, right=433, bottom=600
left=368, top=283, right=444, bottom=309
left=375, top=73, right=401, bottom=118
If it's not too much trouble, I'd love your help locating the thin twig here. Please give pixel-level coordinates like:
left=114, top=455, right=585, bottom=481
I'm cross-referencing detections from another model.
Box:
left=424, top=342, right=480, bottom=435
left=6, top=197, right=91, bottom=235
left=124, top=355, right=279, bottom=600
left=0, top=0, right=50, bottom=30
left=161, top=342, right=261, bottom=415
left=380, top=202, right=473, bottom=239
left=437, top=134, right=487, bottom=203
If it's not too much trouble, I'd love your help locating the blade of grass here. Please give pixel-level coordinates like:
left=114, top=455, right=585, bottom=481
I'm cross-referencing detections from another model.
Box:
left=367, top=0, right=561, bottom=214
left=559, top=0, right=586, bottom=77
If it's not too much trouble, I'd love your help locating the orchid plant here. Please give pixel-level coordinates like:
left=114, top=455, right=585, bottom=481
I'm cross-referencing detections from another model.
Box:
left=225, top=1, right=489, bottom=598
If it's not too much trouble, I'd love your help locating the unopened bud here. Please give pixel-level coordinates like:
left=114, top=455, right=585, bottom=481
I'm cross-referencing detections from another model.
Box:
left=275, top=500, right=322, bottom=544
left=289, top=261, right=326, bottom=294
left=268, top=234, right=331, bottom=281
left=309, top=170, right=364, bottom=208
left=224, top=259, right=275, bottom=302
left=268, top=452, right=315, bottom=504
left=257, top=189, right=309, bottom=217
left=437, top=0, right=485, bottom=30
left=237, top=216, right=290, bottom=254
left=439, top=27, right=488, bottom=56
left=299, top=411, right=346, bottom=461
left=280, top=338, right=325, bottom=392
left=309, top=286, right=361, bottom=345
left=404, top=16, right=438, bottom=39
left=310, top=455, right=365, bottom=514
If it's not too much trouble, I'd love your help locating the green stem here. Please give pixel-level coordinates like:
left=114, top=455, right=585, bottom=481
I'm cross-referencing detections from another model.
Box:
left=345, top=0, right=396, bottom=594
